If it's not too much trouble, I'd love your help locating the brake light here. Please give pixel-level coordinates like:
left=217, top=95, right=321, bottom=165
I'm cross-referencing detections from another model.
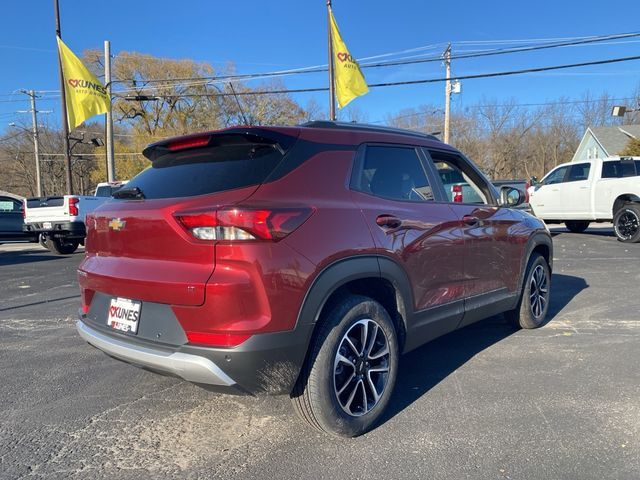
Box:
left=524, top=182, right=530, bottom=204
left=175, top=207, right=313, bottom=241
left=186, top=331, right=251, bottom=347
left=167, top=136, right=210, bottom=151
left=452, top=184, right=463, bottom=203
left=68, top=197, right=79, bottom=216
left=21, top=202, right=25, bottom=219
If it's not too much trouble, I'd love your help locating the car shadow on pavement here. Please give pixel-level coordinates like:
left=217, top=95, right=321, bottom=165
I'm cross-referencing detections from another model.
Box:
left=380, top=273, right=589, bottom=426
left=0, top=249, right=65, bottom=266
left=549, top=228, right=614, bottom=239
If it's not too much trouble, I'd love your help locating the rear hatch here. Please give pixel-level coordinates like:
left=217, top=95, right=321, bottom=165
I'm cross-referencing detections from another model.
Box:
left=80, top=129, right=299, bottom=306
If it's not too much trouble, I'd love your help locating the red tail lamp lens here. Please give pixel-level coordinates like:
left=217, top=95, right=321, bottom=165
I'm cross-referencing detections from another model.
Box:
left=175, top=207, right=313, bottom=241
left=452, top=185, right=463, bottom=203
left=68, top=197, right=80, bottom=216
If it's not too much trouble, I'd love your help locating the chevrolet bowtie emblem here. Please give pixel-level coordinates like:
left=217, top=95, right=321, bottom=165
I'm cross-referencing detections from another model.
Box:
left=108, top=218, right=126, bottom=231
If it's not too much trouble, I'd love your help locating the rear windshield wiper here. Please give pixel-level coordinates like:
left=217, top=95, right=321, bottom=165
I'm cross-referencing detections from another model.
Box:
left=112, top=186, right=145, bottom=199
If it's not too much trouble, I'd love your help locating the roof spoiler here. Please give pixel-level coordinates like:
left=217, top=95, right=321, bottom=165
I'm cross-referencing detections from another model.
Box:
left=142, top=127, right=300, bottom=162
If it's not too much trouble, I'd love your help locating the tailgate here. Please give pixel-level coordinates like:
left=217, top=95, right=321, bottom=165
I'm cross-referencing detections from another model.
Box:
left=80, top=190, right=255, bottom=306
left=79, top=129, right=298, bottom=307
left=24, top=197, right=67, bottom=223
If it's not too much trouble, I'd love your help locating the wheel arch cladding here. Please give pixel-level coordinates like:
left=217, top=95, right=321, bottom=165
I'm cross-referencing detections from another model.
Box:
left=293, top=255, right=413, bottom=378
left=510, top=232, right=553, bottom=311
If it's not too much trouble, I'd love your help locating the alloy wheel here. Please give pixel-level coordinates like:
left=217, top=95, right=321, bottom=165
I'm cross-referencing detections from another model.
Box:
left=616, top=210, right=639, bottom=240
left=529, top=264, right=549, bottom=318
left=333, top=319, right=390, bottom=417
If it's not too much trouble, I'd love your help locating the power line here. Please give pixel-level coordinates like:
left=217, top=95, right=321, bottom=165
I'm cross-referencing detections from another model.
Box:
left=112, top=54, right=640, bottom=99
left=3, top=31, right=638, bottom=100
left=0, top=132, right=24, bottom=143
left=360, top=32, right=640, bottom=69
left=381, top=96, right=638, bottom=123
left=371, top=54, right=640, bottom=88
left=107, top=31, right=640, bottom=88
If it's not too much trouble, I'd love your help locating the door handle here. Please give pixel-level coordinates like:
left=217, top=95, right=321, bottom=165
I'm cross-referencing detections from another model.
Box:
left=462, top=215, right=479, bottom=226
left=376, top=215, right=402, bottom=229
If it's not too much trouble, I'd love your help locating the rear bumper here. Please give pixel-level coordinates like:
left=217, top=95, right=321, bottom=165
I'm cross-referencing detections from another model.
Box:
left=77, top=320, right=236, bottom=387
left=76, top=312, right=314, bottom=395
left=24, top=221, right=85, bottom=237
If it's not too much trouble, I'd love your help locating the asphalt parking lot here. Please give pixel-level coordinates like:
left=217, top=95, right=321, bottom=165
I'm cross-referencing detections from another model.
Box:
left=1, top=225, right=638, bottom=479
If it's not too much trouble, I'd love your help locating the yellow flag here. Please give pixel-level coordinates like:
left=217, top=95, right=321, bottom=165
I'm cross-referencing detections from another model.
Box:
left=329, top=9, right=369, bottom=109
left=57, top=37, right=110, bottom=130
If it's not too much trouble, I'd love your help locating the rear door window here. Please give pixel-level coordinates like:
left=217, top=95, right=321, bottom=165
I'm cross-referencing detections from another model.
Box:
left=353, top=145, right=434, bottom=202
left=124, top=135, right=291, bottom=200
left=602, top=161, right=637, bottom=178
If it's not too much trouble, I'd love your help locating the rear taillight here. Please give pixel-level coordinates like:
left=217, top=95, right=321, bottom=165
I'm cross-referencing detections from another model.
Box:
left=175, top=207, right=313, bottom=241
left=21, top=202, right=25, bottom=219
left=524, top=182, right=530, bottom=204
left=68, top=197, right=79, bottom=216
left=185, top=331, right=251, bottom=347
left=452, top=185, right=463, bottom=203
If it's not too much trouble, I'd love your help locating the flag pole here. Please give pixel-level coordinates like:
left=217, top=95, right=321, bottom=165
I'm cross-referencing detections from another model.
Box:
left=54, top=0, right=73, bottom=195
left=327, top=0, right=336, bottom=121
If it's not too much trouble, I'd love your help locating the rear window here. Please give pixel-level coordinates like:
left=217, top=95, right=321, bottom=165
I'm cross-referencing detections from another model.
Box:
left=123, top=140, right=287, bottom=200
left=438, top=169, right=465, bottom=185
left=95, top=184, right=126, bottom=197
left=26, top=197, right=64, bottom=208
left=0, top=198, right=21, bottom=212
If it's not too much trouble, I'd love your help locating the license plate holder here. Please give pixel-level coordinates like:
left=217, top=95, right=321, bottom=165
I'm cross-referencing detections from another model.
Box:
left=107, top=297, right=141, bottom=334
left=42, top=222, right=52, bottom=230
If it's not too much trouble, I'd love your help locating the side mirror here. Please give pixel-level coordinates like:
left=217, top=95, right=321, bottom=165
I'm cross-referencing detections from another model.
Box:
left=500, top=186, right=525, bottom=207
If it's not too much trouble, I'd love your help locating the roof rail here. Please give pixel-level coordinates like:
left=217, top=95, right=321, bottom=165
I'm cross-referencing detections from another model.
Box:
left=300, top=120, right=441, bottom=142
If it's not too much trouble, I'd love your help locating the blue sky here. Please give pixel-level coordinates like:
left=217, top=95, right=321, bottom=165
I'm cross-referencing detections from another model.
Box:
left=1, top=0, right=640, bottom=132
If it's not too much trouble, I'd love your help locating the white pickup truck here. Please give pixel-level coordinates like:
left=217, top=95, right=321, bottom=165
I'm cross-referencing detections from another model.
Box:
left=23, top=181, right=127, bottom=254
left=528, top=156, right=640, bottom=242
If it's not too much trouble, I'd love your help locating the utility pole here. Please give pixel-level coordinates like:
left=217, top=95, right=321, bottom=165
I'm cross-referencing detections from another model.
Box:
left=443, top=43, right=452, bottom=144
left=15, top=93, right=51, bottom=196
left=26, top=90, right=43, bottom=196
left=104, top=40, right=116, bottom=182
left=327, top=0, right=336, bottom=121
left=54, top=0, right=73, bottom=194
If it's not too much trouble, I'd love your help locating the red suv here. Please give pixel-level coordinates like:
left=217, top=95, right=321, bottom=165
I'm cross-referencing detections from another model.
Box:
left=77, top=121, right=552, bottom=437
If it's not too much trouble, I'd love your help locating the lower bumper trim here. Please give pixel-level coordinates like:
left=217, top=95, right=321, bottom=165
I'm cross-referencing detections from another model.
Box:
left=76, top=320, right=236, bottom=386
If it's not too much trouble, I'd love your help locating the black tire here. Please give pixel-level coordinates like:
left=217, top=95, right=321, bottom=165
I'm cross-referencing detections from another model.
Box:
left=47, top=237, right=79, bottom=255
left=565, top=220, right=590, bottom=233
left=39, top=234, right=49, bottom=250
left=291, top=295, right=399, bottom=437
left=504, top=253, right=551, bottom=329
left=613, top=203, right=640, bottom=243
